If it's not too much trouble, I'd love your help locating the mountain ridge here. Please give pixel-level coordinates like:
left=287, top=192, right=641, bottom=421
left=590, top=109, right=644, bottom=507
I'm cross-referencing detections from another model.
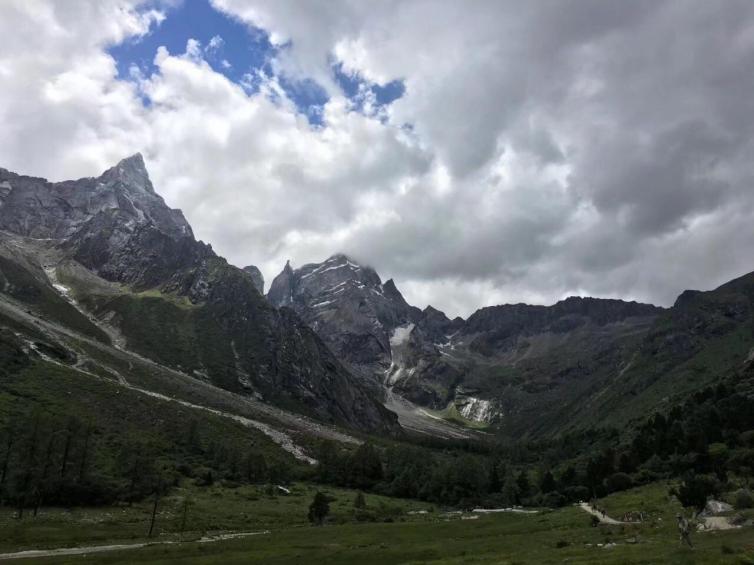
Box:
left=0, top=155, right=399, bottom=435
left=267, top=252, right=753, bottom=440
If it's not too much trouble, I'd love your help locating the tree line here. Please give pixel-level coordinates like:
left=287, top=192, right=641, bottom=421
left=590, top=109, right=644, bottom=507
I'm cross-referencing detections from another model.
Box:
left=310, top=377, right=754, bottom=509
left=0, top=409, right=292, bottom=516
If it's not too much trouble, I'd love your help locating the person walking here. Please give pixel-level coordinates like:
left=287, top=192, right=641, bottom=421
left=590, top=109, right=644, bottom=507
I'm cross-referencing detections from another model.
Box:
left=676, top=513, right=693, bottom=548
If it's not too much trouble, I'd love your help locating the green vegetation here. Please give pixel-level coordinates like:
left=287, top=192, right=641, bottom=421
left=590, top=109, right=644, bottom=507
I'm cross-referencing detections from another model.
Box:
left=0, top=481, right=433, bottom=553
left=1, top=482, right=752, bottom=563
left=0, top=354, right=303, bottom=517
left=0, top=256, right=110, bottom=343
left=78, top=292, right=237, bottom=389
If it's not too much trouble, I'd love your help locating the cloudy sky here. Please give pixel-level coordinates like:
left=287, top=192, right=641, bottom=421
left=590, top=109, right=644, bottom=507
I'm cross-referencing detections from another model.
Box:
left=1, top=0, right=753, bottom=317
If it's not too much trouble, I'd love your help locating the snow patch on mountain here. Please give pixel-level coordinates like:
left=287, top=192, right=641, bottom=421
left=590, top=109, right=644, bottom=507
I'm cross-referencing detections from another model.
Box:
left=390, top=323, right=415, bottom=346
left=457, top=396, right=496, bottom=423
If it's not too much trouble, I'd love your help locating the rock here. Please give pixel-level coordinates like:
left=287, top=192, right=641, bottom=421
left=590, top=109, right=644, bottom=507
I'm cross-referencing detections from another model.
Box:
left=704, top=499, right=734, bottom=515
left=242, top=265, right=264, bottom=294
left=267, top=254, right=421, bottom=390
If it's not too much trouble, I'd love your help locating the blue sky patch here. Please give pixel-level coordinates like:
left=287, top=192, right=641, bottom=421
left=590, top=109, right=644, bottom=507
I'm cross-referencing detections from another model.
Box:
left=333, top=62, right=405, bottom=120
left=109, top=0, right=274, bottom=85
left=108, top=0, right=403, bottom=126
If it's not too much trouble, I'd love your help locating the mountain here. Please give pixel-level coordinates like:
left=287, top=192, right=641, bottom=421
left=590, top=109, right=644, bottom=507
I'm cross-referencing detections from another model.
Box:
left=0, top=155, right=398, bottom=434
left=396, top=296, right=664, bottom=436
left=268, top=254, right=422, bottom=392
left=574, top=270, right=754, bottom=429
left=267, top=250, right=754, bottom=439
left=267, top=255, right=676, bottom=437
left=3, top=153, right=751, bottom=444
left=242, top=265, right=265, bottom=294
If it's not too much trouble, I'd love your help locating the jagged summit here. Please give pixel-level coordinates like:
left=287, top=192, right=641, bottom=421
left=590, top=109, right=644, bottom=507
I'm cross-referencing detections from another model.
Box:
left=268, top=253, right=384, bottom=309
left=0, top=154, right=188, bottom=241
left=266, top=254, right=421, bottom=386
left=101, top=153, right=154, bottom=194
left=242, top=264, right=265, bottom=294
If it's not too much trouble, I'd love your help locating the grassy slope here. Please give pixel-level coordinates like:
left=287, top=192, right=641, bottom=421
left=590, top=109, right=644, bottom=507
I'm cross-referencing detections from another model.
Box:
left=58, top=261, right=240, bottom=392
left=0, top=255, right=110, bottom=344
left=586, top=278, right=754, bottom=430
left=3, top=482, right=752, bottom=564
left=0, top=357, right=301, bottom=480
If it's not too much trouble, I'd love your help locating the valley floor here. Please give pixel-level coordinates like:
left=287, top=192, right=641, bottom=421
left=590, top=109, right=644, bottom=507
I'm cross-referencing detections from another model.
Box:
left=1, top=482, right=752, bottom=564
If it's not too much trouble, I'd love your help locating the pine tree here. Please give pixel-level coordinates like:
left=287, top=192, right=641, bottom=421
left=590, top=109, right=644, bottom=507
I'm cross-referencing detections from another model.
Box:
left=501, top=471, right=520, bottom=506
left=308, top=491, right=331, bottom=526
left=516, top=470, right=530, bottom=499
left=489, top=461, right=501, bottom=493
left=540, top=470, right=556, bottom=493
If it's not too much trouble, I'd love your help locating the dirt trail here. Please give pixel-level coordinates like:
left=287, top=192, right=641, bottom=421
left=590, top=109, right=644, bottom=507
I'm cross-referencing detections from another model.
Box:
left=578, top=503, right=627, bottom=524
left=0, top=531, right=270, bottom=561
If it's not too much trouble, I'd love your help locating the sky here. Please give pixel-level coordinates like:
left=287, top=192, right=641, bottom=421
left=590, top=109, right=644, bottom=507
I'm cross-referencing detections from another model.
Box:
left=1, top=0, right=754, bottom=318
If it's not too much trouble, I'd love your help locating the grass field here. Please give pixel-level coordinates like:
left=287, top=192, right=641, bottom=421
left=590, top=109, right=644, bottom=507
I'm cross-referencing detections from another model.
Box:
left=1, top=482, right=753, bottom=564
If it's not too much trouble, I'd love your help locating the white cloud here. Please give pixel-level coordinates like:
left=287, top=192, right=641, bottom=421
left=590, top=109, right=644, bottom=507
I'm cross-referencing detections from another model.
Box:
left=2, top=0, right=754, bottom=318
left=207, top=34, right=225, bottom=53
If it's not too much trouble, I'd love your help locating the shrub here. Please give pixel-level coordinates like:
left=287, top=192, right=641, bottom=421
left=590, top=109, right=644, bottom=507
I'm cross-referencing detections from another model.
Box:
left=733, top=489, right=753, bottom=510
left=308, top=491, right=332, bottom=526
left=605, top=472, right=633, bottom=493
left=562, top=486, right=590, bottom=502
left=353, top=508, right=377, bottom=522
left=541, top=491, right=566, bottom=508
left=677, top=473, right=717, bottom=511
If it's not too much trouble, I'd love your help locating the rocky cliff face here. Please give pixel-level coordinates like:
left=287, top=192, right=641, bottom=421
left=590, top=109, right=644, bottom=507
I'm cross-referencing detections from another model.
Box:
left=268, top=254, right=421, bottom=390
left=242, top=265, right=265, bottom=294
left=0, top=154, right=192, bottom=241
left=268, top=255, right=665, bottom=434
left=0, top=155, right=399, bottom=434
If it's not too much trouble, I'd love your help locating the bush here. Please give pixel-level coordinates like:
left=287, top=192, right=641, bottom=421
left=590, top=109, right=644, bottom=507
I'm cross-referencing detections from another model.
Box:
left=633, top=469, right=660, bottom=485
left=676, top=473, right=717, bottom=511
left=193, top=468, right=214, bottom=487
left=375, top=502, right=403, bottom=522
left=733, top=489, right=753, bottom=510
left=308, top=491, right=332, bottom=526
left=605, top=472, right=633, bottom=493
left=353, top=508, right=377, bottom=522
left=562, top=486, right=590, bottom=503
left=739, top=430, right=754, bottom=448
left=541, top=491, right=566, bottom=508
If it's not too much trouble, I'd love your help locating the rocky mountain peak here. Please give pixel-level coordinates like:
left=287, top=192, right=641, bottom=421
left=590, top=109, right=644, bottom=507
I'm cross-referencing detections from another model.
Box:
left=0, top=153, right=193, bottom=241
left=266, top=255, right=422, bottom=386
left=101, top=153, right=154, bottom=194
left=268, top=253, right=384, bottom=309
left=242, top=265, right=265, bottom=294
